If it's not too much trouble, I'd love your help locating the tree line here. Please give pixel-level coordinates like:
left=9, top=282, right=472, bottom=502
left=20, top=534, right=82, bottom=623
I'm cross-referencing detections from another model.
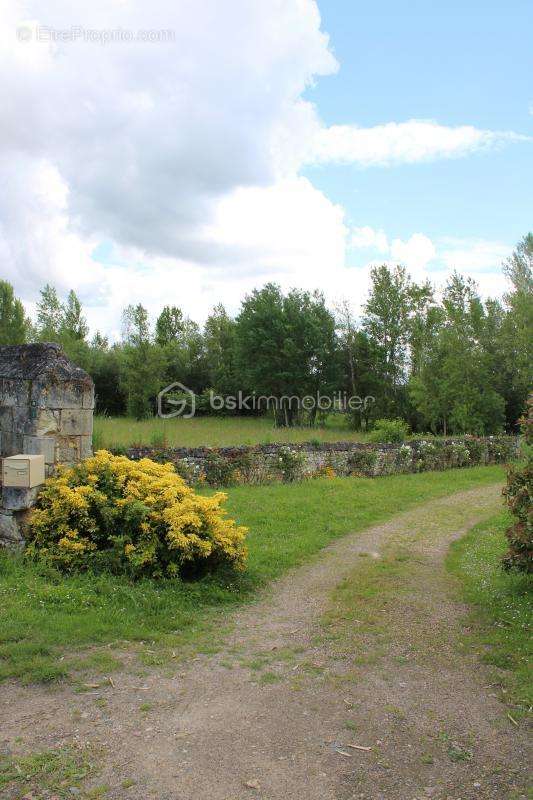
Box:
left=1, top=234, right=531, bottom=433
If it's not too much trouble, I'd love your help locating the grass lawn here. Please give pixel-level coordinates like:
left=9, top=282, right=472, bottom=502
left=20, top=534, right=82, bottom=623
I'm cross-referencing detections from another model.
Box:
left=0, top=465, right=505, bottom=684
left=447, top=512, right=532, bottom=711
left=93, top=414, right=369, bottom=449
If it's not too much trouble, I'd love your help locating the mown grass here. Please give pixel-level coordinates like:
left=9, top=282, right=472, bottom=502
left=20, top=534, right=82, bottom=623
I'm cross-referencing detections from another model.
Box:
left=93, top=413, right=368, bottom=449
left=0, top=465, right=505, bottom=684
left=447, top=512, right=533, bottom=711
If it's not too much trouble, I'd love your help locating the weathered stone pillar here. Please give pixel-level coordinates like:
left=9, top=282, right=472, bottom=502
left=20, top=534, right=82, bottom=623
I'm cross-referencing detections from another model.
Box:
left=0, top=343, right=94, bottom=547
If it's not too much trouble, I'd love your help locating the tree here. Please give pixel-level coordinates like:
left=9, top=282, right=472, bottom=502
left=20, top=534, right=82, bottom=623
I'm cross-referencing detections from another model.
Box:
left=155, top=306, right=184, bottom=347
left=121, top=304, right=165, bottom=419
left=336, top=308, right=386, bottom=429
left=363, top=264, right=435, bottom=420
left=204, top=304, right=238, bottom=398
left=500, top=234, right=533, bottom=429
left=86, top=333, right=127, bottom=415
left=61, top=290, right=88, bottom=341
left=0, top=280, right=28, bottom=344
left=235, top=284, right=340, bottom=426
left=410, top=273, right=505, bottom=434
left=155, top=306, right=208, bottom=393
left=36, top=284, right=63, bottom=341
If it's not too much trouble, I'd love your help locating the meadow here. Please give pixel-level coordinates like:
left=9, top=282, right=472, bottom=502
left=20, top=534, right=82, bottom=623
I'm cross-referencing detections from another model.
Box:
left=0, top=465, right=505, bottom=684
left=92, top=414, right=369, bottom=449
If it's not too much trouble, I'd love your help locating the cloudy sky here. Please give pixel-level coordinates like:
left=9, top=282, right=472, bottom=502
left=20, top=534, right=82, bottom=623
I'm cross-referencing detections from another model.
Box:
left=1, top=0, right=532, bottom=338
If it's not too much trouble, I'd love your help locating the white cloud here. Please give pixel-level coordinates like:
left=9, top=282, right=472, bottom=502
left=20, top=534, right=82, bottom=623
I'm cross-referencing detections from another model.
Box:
left=351, top=226, right=389, bottom=253
left=349, top=225, right=512, bottom=302
left=438, top=238, right=512, bottom=273
left=0, top=0, right=337, bottom=271
left=350, top=227, right=436, bottom=278
left=309, top=120, right=527, bottom=167
left=390, top=234, right=436, bottom=274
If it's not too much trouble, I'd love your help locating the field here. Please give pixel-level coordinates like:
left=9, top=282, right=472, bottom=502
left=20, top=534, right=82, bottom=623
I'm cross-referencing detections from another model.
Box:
left=93, top=414, right=369, bottom=449
left=0, top=465, right=505, bottom=684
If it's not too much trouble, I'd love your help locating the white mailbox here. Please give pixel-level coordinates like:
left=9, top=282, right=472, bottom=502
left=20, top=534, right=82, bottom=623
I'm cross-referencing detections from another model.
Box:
left=2, top=454, right=45, bottom=488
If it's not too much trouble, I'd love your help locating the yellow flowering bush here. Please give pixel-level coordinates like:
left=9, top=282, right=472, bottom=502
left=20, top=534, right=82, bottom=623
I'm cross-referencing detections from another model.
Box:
left=26, top=450, right=247, bottom=578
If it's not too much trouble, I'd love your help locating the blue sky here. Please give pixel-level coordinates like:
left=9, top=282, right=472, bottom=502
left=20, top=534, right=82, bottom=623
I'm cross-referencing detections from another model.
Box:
left=306, top=0, right=532, bottom=263
left=3, top=0, right=532, bottom=336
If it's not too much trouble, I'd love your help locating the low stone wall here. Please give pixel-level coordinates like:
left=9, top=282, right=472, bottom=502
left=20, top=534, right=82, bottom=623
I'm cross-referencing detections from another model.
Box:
left=122, top=435, right=519, bottom=487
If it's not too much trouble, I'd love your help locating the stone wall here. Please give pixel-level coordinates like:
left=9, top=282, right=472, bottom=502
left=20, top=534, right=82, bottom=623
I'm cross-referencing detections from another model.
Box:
left=123, top=435, right=518, bottom=487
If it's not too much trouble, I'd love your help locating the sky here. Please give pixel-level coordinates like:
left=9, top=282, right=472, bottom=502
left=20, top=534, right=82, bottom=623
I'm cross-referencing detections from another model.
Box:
left=1, top=0, right=531, bottom=339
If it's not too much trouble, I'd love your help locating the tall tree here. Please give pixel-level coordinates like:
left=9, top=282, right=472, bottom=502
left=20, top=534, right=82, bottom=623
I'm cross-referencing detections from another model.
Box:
left=204, top=304, right=238, bottom=397
left=155, top=306, right=184, bottom=347
left=61, top=290, right=88, bottom=341
left=363, top=264, right=433, bottom=418
left=500, top=234, right=533, bottom=428
left=121, top=304, right=165, bottom=419
left=36, top=284, right=63, bottom=341
left=0, top=280, right=28, bottom=345
left=410, top=273, right=505, bottom=434
left=155, top=306, right=208, bottom=393
left=235, top=284, right=340, bottom=426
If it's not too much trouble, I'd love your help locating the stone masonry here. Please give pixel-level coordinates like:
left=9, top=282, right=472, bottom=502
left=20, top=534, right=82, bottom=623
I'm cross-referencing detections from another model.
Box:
left=0, top=343, right=94, bottom=546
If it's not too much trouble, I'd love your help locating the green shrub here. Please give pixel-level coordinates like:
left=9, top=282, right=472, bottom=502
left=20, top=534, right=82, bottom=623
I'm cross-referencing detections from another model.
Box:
left=202, top=452, right=238, bottom=486
left=276, top=447, right=305, bottom=482
left=442, top=441, right=470, bottom=468
left=464, top=437, right=485, bottom=465
left=26, top=450, right=247, bottom=578
left=368, top=418, right=410, bottom=443
left=503, top=397, right=532, bottom=573
left=396, top=443, right=413, bottom=471
left=347, top=448, right=378, bottom=476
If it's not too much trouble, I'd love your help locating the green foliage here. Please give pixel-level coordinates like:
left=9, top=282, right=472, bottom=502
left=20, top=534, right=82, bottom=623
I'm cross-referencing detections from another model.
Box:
left=201, top=450, right=259, bottom=487
left=410, top=272, right=507, bottom=435
left=503, top=396, right=532, bottom=572
left=36, top=283, right=63, bottom=340
left=235, top=283, right=340, bottom=426
left=155, top=305, right=184, bottom=346
left=26, top=450, right=247, bottom=579
left=369, top=418, right=410, bottom=443
left=204, top=304, right=239, bottom=399
left=442, top=441, right=470, bottom=468
left=276, top=446, right=305, bottom=481
left=347, top=448, right=378, bottom=475
left=61, top=289, right=89, bottom=341
left=500, top=234, right=533, bottom=428
left=447, top=512, right=532, bottom=708
left=203, top=451, right=239, bottom=487
left=0, top=280, right=29, bottom=344
left=121, top=303, right=166, bottom=419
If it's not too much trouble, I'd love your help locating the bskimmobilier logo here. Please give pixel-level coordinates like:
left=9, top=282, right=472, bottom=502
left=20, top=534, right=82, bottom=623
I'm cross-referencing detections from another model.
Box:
left=157, top=382, right=196, bottom=419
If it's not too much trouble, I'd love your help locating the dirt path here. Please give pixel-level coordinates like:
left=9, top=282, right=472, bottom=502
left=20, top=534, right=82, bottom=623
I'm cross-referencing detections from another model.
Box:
left=1, top=484, right=531, bottom=800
